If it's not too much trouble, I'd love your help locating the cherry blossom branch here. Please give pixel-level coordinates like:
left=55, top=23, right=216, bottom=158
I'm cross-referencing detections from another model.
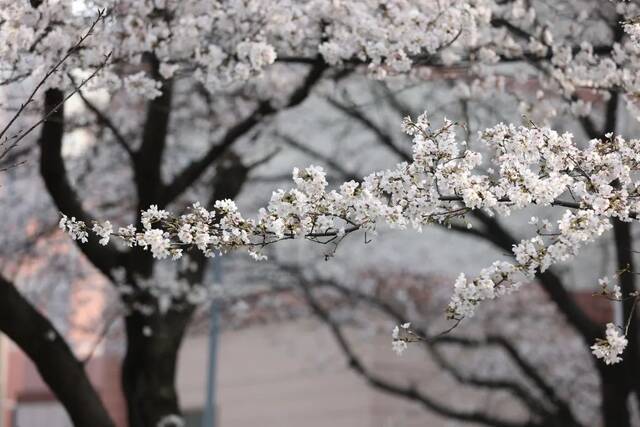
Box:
left=0, top=9, right=107, bottom=146
left=61, top=112, right=640, bottom=364
left=322, top=97, right=588, bottom=344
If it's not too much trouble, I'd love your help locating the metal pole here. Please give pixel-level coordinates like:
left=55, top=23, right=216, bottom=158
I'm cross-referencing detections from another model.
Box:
left=202, top=256, right=222, bottom=427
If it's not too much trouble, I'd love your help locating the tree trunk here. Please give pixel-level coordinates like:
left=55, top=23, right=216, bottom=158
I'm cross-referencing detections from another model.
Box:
left=599, top=366, right=631, bottom=427
left=597, top=219, right=638, bottom=427
left=121, top=306, right=195, bottom=427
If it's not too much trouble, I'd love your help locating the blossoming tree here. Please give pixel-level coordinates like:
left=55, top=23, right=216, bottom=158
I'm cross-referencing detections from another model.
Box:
left=4, top=0, right=640, bottom=426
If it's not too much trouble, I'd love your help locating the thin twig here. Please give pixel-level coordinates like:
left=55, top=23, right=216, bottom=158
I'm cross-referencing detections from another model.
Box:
left=13, top=51, right=112, bottom=149
left=67, top=72, right=133, bottom=157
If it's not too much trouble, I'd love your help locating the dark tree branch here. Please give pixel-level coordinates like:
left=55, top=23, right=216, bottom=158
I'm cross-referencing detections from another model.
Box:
left=160, top=101, right=270, bottom=207
left=280, top=263, right=578, bottom=425
left=490, top=18, right=614, bottom=59
left=276, top=133, right=360, bottom=182
left=161, top=59, right=327, bottom=206
left=296, top=279, right=538, bottom=427
left=478, top=336, right=581, bottom=426
left=38, top=89, right=124, bottom=279
left=376, top=82, right=414, bottom=118
left=427, top=345, right=554, bottom=421
left=134, top=53, right=173, bottom=212
left=70, top=75, right=134, bottom=158
left=117, top=54, right=175, bottom=281
left=579, top=116, right=601, bottom=141
left=601, top=20, right=624, bottom=138
left=612, top=220, right=640, bottom=407
left=0, top=274, right=115, bottom=427
left=207, top=150, right=250, bottom=209
left=326, top=96, right=410, bottom=160
left=317, top=271, right=567, bottom=412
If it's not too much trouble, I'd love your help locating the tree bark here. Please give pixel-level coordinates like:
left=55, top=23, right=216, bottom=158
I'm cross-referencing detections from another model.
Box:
left=599, top=366, right=631, bottom=427
left=39, top=88, right=124, bottom=279
left=0, top=275, right=115, bottom=427
left=121, top=306, right=195, bottom=427
left=610, top=219, right=640, bottom=422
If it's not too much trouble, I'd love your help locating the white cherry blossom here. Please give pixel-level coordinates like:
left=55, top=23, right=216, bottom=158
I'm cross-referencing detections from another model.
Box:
left=591, top=323, right=628, bottom=365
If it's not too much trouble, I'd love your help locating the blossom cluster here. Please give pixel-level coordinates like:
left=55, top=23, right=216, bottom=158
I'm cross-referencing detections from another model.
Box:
left=391, top=322, right=412, bottom=355
left=591, top=323, right=628, bottom=365
left=624, top=21, right=640, bottom=47
left=596, top=276, right=623, bottom=300
left=448, top=210, right=612, bottom=320
left=0, top=0, right=491, bottom=96
left=59, top=215, right=88, bottom=243
left=5, top=0, right=640, bottom=108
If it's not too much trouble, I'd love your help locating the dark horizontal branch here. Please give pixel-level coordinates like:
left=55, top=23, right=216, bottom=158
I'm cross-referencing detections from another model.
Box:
left=490, top=18, right=614, bottom=58
left=276, top=56, right=322, bottom=65
left=438, top=195, right=636, bottom=218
